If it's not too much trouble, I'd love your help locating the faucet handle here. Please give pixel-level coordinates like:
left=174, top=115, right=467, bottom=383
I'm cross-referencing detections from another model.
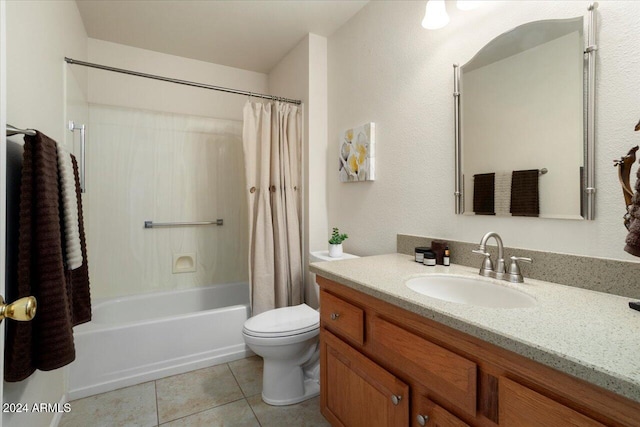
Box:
left=507, top=256, right=533, bottom=283
left=472, top=249, right=490, bottom=257
left=472, top=249, right=493, bottom=273
left=510, top=256, right=532, bottom=264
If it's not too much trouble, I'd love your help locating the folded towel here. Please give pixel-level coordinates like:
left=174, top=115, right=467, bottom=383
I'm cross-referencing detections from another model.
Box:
left=473, top=173, right=495, bottom=215
left=57, top=145, right=83, bottom=270
left=5, top=131, right=91, bottom=382
left=510, top=170, right=539, bottom=217
left=625, top=164, right=640, bottom=257
left=494, top=172, right=512, bottom=216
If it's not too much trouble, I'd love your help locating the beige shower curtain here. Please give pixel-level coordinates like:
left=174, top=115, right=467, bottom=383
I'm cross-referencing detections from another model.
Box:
left=243, top=100, right=302, bottom=315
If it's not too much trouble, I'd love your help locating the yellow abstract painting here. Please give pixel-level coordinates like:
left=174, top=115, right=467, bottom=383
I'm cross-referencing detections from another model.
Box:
left=339, top=122, right=375, bottom=182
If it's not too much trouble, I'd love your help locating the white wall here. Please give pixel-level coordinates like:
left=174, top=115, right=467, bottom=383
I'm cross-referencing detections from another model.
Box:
left=5, top=2, right=88, bottom=426
left=88, top=38, right=268, bottom=121
left=328, top=0, right=640, bottom=262
left=463, top=32, right=583, bottom=218
left=269, top=34, right=328, bottom=307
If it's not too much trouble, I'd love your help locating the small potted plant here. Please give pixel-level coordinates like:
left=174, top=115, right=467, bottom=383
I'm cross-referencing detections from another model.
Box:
left=328, top=227, right=348, bottom=258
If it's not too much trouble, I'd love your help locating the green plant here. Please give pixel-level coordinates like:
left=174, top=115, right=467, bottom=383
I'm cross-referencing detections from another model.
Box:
left=329, top=227, right=348, bottom=245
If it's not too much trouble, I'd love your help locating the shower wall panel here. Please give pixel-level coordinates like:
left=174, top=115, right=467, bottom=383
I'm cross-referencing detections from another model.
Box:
left=86, top=104, right=248, bottom=298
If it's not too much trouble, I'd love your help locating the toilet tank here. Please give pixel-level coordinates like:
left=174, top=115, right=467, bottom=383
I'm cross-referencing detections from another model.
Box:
left=309, top=251, right=359, bottom=307
left=309, top=250, right=359, bottom=264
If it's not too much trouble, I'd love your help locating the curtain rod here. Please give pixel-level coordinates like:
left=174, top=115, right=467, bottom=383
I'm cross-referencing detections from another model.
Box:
left=64, top=57, right=302, bottom=105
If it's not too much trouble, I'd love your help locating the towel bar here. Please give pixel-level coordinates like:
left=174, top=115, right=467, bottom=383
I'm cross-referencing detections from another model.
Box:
left=144, top=219, right=224, bottom=229
left=6, top=124, right=36, bottom=136
left=68, top=121, right=86, bottom=193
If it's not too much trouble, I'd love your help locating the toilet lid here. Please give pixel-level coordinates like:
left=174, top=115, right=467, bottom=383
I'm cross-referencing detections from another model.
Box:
left=243, top=304, right=319, bottom=338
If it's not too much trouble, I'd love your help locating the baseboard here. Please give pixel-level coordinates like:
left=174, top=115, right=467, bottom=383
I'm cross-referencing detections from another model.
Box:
left=48, top=393, right=68, bottom=427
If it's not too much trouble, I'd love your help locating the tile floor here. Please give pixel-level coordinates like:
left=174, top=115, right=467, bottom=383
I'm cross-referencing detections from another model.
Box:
left=59, top=356, right=331, bottom=427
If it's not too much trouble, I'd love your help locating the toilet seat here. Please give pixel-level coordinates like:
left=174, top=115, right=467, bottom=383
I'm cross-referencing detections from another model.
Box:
left=243, top=304, right=319, bottom=338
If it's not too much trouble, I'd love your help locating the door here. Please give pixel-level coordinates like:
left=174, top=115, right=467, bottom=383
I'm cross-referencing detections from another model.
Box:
left=499, top=377, right=605, bottom=427
left=321, top=331, right=409, bottom=427
left=0, top=0, right=7, bottom=424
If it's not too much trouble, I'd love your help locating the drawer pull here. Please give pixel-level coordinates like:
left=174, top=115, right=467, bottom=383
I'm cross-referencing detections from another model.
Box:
left=417, top=414, right=430, bottom=425
left=330, top=313, right=340, bottom=320
left=391, top=394, right=402, bottom=405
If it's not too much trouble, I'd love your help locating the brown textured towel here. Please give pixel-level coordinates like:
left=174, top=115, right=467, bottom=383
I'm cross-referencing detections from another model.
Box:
left=473, top=173, right=495, bottom=215
left=510, top=170, right=539, bottom=217
left=625, top=163, right=640, bottom=257
left=5, top=131, right=91, bottom=382
left=68, top=156, right=91, bottom=325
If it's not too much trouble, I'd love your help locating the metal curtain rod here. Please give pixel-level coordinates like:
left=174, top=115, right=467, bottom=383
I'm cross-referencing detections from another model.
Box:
left=6, top=123, right=36, bottom=136
left=65, top=57, right=302, bottom=105
left=144, top=219, right=224, bottom=229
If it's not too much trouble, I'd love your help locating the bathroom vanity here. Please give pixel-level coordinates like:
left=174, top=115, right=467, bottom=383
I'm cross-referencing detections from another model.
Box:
left=311, top=254, right=640, bottom=427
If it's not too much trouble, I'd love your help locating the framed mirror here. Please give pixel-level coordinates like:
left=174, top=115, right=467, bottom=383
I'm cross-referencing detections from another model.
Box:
left=454, top=3, right=598, bottom=220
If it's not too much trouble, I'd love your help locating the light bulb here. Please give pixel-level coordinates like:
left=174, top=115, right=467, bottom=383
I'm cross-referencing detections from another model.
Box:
left=457, top=1, right=482, bottom=11
left=422, top=0, right=450, bottom=30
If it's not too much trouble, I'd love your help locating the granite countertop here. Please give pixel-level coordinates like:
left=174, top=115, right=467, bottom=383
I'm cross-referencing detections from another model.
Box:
left=310, top=253, right=640, bottom=403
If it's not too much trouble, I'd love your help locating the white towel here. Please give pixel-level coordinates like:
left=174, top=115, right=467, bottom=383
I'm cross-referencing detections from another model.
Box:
left=494, top=172, right=512, bottom=216
left=57, top=145, right=83, bottom=270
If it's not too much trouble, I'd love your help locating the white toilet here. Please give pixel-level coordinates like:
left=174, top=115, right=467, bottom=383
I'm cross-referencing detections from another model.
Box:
left=242, top=250, right=358, bottom=406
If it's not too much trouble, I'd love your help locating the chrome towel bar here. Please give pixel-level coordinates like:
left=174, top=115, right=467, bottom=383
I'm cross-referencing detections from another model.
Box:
left=68, top=121, right=86, bottom=193
left=144, top=219, right=224, bottom=229
left=6, top=124, right=36, bottom=136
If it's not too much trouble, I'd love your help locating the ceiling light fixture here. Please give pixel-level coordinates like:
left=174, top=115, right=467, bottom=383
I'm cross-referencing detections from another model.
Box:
left=421, top=0, right=450, bottom=30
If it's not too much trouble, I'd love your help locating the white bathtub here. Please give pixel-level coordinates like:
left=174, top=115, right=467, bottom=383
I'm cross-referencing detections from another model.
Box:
left=68, top=282, right=252, bottom=400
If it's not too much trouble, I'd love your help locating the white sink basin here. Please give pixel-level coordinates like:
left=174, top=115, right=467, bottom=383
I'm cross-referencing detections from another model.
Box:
left=405, top=274, right=536, bottom=308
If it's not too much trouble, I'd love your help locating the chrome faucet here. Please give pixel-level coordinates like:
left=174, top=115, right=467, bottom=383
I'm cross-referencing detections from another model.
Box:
left=472, top=232, right=532, bottom=283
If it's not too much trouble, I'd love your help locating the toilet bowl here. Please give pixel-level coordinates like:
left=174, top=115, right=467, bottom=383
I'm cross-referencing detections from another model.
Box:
left=243, top=250, right=359, bottom=406
left=242, top=304, right=320, bottom=405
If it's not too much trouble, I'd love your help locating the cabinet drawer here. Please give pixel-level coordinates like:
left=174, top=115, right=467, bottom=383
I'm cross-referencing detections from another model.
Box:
left=369, top=316, right=477, bottom=417
left=499, top=377, right=605, bottom=427
left=320, top=290, right=364, bottom=345
left=413, top=394, right=470, bottom=427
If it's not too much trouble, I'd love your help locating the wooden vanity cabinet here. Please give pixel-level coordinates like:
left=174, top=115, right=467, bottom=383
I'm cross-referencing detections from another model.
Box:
left=498, top=377, right=605, bottom=427
left=413, top=395, right=470, bottom=427
left=321, top=330, right=410, bottom=427
left=318, top=276, right=640, bottom=427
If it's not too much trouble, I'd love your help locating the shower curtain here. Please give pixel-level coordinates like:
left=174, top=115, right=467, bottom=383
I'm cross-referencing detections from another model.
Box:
left=243, top=100, right=302, bottom=315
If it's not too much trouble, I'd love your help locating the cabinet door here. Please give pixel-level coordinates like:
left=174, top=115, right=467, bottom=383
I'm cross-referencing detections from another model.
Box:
left=414, top=395, right=470, bottom=427
left=321, top=330, right=409, bottom=427
left=499, top=377, right=605, bottom=427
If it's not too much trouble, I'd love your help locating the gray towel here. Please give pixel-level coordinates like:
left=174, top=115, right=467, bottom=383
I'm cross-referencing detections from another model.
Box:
left=494, top=172, right=512, bottom=216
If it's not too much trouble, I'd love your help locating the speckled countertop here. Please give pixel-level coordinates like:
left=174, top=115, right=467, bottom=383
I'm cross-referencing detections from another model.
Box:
left=310, top=253, right=640, bottom=403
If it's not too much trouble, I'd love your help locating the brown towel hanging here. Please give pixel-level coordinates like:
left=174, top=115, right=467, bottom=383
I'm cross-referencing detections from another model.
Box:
left=5, top=131, right=91, bottom=382
left=68, top=156, right=92, bottom=325
left=510, top=170, right=539, bottom=217
left=473, top=173, right=495, bottom=215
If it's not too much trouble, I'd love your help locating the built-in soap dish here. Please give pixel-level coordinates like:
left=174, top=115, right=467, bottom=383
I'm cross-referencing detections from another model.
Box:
left=173, top=253, right=196, bottom=273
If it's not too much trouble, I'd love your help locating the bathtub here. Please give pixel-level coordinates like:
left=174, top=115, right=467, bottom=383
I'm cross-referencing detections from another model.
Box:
left=68, top=282, right=252, bottom=400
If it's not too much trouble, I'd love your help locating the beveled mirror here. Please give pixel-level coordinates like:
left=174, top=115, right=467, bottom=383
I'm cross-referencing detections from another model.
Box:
left=454, top=3, right=597, bottom=220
